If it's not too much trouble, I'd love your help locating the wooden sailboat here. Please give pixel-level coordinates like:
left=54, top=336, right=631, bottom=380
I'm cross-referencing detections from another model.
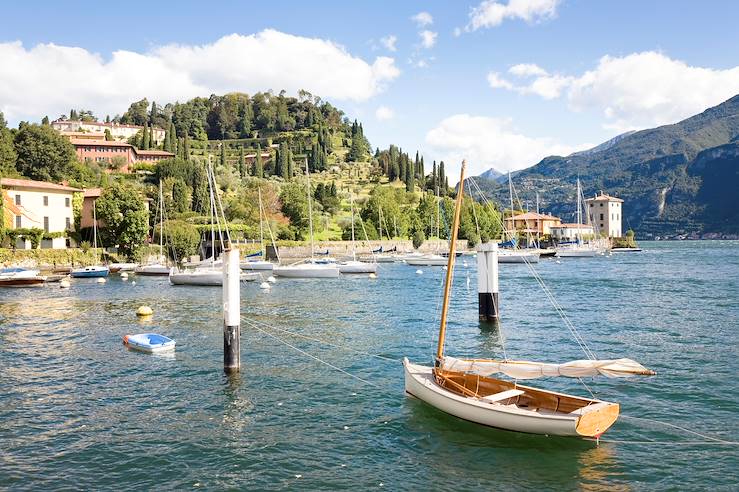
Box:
left=403, top=160, right=654, bottom=438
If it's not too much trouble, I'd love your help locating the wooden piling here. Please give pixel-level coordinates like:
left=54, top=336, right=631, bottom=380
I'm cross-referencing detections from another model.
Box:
left=223, top=247, right=241, bottom=373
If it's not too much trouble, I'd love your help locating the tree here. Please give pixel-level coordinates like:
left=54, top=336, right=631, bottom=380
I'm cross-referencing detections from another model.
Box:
left=279, top=141, right=290, bottom=180
left=14, top=124, right=75, bottom=181
left=253, top=144, right=264, bottom=178
left=96, top=182, right=148, bottom=259
left=41, top=116, right=50, bottom=126
left=104, top=129, right=113, bottom=141
left=280, top=180, right=312, bottom=239
left=159, top=220, right=200, bottom=262
left=238, top=146, right=246, bottom=178
left=0, top=113, right=17, bottom=176
left=438, top=161, right=446, bottom=196
left=220, top=143, right=226, bottom=168
left=412, top=229, right=425, bottom=250
left=120, top=98, right=149, bottom=126
left=142, top=123, right=150, bottom=150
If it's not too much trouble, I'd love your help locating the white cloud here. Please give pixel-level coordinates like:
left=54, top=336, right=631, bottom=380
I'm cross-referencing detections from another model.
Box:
left=508, top=63, right=547, bottom=77
left=419, top=30, right=438, bottom=49
left=487, top=51, right=739, bottom=131
left=467, top=0, right=560, bottom=31
left=0, top=30, right=401, bottom=124
left=411, top=11, right=434, bottom=27
left=425, top=114, right=589, bottom=178
left=380, top=35, right=397, bottom=52
left=375, top=106, right=395, bottom=121
left=486, top=72, right=514, bottom=90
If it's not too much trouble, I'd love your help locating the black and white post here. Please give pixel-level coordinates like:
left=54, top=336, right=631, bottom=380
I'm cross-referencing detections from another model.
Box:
left=223, top=247, right=241, bottom=373
left=477, top=242, right=499, bottom=322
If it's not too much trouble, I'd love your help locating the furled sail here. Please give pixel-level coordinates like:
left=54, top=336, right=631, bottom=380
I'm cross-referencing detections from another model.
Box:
left=442, top=356, right=655, bottom=379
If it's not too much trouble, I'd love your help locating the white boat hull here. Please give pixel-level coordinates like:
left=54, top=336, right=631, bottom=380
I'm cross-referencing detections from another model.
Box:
left=404, top=359, right=585, bottom=437
left=405, top=255, right=448, bottom=266
left=273, top=263, right=340, bottom=278
left=134, top=264, right=172, bottom=275
left=556, top=248, right=598, bottom=257
left=498, top=251, right=540, bottom=264
left=240, top=260, right=275, bottom=271
left=338, top=261, right=378, bottom=274
left=170, top=269, right=261, bottom=285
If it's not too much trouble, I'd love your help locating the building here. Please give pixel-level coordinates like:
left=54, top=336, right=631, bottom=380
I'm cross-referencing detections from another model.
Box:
left=70, top=139, right=174, bottom=172
left=52, top=119, right=165, bottom=144
left=81, top=188, right=151, bottom=230
left=549, top=223, right=595, bottom=242
left=504, top=212, right=561, bottom=235
left=585, top=192, right=623, bottom=238
left=1, top=178, right=80, bottom=249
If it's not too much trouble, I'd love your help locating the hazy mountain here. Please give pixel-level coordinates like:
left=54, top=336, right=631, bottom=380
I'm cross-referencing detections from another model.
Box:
left=471, top=95, right=739, bottom=236
left=477, top=167, right=517, bottom=184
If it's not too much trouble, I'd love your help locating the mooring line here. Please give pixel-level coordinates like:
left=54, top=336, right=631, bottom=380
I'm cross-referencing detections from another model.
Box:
left=244, top=319, right=381, bottom=388
left=620, top=415, right=738, bottom=445
left=242, top=315, right=401, bottom=363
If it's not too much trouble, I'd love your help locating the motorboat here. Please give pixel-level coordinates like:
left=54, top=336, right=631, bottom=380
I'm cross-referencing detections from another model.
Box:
left=170, top=268, right=260, bottom=286
left=70, top=265, right=110, bottom=278
left=498, top=250, right=540, bottom=263
left=123, top=333, right=176, bottom=354
left=338, top=260, right=378, bottom=274
left=405, top=254, right=448, bottom=266
left=108, top=262, right=137, bottom=273
left=273, top=262, right=340, bottom=278
left=240, top=259, right=274, bottom=271
left=0, top=267, right=47, bottom=287
left=134, top=263, right=172, bottom=276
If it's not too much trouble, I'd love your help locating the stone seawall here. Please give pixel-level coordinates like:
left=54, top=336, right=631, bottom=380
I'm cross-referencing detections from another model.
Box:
left=272, top=239, right=469, bottom=259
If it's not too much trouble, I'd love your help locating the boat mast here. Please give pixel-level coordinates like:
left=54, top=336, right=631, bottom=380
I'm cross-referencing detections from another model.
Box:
left=208, top=155, right=216, bottom=265
left=258, top=187, right=265, bottom=259
left=378, top=206, right=383, bottom=241
left=92, top=199, right=98, bottom=261
left=436, top=161, right=467, bottom=361
left=158, top=180, right=164, bottom=260
left=350, top=193, right=356, bottom=261
left=536, top=191, right=540, bottom=249
left=508, top=171, right=514, bottom=241
left=305, top=159, right=315, bottom=258
left=576, top=178, right=582, bottom=244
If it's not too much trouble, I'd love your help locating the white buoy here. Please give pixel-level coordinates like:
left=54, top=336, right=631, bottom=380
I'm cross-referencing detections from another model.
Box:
left=369, top=273, right=377, bottom=279
left=60, top=279, right=70, bottom=289
left=555, top=260, right=561, bottom=264
left=136, top=305, right=153, bottom=317
left=463, top=261, right=468, bottom=267
left=131, top=281, right=136, bottom=286
left=267, top=275, right=276, bottom=283
left=416, top=269, right=423, bottom=275
left=96, top=277, right=106, bottom=284
left=120, top=272, right=129, bottom=278
left=442, top=265, right=448, bottom=271
left=260, top=282, right=271, bottom=289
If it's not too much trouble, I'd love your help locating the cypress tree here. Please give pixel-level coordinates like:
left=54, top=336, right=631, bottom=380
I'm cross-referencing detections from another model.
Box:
left=432, top=161, right=437, bottom=193
left=149, top=124, right=154, bottom=149
left=254, top=144, right=264, bottom=178
left=184, top=135, right=190, bottom=160
left=41, top=116, right=50, bottom=125
left=287, top=149, right=294, bottom=180
left=439, top=161, right=446, bottom=196
left=142, top=123, right=150, bottom=150
left=407, top=159, right=415, bottom=192
left=220, top=142, right=226, bottom=167
left=239, top=146, right=245, bottom=178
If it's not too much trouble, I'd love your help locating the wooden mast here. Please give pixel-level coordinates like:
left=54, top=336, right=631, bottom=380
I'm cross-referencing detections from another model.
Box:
left=435, top=160, right=467, bottom=361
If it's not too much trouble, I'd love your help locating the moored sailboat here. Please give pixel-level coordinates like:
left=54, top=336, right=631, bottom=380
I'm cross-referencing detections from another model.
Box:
left=71, top=201, right=109, bottom=278
left=404, top=160, right=654, bottom=438
left=339, top=194, right=377, bottom=274
left=135, top=181, right=172, bottom=276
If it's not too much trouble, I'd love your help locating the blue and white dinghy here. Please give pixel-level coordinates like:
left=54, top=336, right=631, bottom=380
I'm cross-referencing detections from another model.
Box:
left=123, top=333, right=176, bottom=353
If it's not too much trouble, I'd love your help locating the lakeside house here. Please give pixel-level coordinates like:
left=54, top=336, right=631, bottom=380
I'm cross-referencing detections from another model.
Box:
left=504, top=212, right=562, bottom=235
left=585, top=192, right=623, bottom=238
left=52, top=119, right=165, bottom=144
left=549, top=223, right=595, bottom=242
left=1, top=178, right=80, bottom=249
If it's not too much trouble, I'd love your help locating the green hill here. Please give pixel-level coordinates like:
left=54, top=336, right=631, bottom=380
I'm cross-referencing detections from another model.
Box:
left=471, top=95, right=739, bottom=237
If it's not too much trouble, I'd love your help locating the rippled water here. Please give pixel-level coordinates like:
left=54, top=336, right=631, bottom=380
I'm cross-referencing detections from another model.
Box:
left=1, top=241, right=737, bottom=490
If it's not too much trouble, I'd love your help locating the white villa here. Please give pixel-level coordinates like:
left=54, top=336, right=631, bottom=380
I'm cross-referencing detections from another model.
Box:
left=549, top=223, right=595, bottom=242
left=51, top=119, right=165, bottom=145
left=1, top=178, right=80, bottom=249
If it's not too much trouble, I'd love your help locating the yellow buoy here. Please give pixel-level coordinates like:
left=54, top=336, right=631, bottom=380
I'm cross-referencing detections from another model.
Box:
left=369, top=273, right=377, bottom=279
left=136, top=305, right=153, bottom=317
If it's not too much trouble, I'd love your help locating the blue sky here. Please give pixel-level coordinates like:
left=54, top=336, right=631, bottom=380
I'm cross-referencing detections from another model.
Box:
left=2, top=0, right=739, bottom=178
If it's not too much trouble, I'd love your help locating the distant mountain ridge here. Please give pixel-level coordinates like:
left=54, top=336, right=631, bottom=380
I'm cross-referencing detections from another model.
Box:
left=472, top=95, right=739, bottom=237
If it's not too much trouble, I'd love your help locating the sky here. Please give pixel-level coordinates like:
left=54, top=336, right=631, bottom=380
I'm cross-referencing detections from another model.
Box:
left=2, top=0, right=739, bottom=180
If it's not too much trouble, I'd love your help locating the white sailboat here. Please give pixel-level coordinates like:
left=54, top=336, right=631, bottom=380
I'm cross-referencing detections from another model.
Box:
left=498, top=172, right=540, bottom=264
left=404, top=161, right=654, bottom=438
left=273, top=160, right=339, bottom=279
left=135, top=181, right=172, bottom=276
left=71, top=201, right=109, bottom=278
left=339, top=194, right=377, bottom=274
left=406, top=184, right=448, bottom=266
left=241, top=188, right=276, bottom=271
left=556, top=179, right=598, bottom=258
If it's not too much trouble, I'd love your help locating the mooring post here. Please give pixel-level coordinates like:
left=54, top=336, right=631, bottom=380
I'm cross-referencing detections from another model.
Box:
left=477, top=242, right=499, bottom=322
left=223, top=247, right=241, bottom=373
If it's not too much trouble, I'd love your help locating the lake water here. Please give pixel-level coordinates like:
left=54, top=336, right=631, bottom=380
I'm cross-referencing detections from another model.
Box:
left=1, top=241, right=737, bottom=490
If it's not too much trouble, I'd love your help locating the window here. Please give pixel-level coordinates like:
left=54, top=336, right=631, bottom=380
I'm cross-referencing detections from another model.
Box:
left=15, top=215, right=21, bottom=228
left=65, top=197, right=70, bottom=207
left=600, top=223, right=604, bottom=229
left=65, top=217, right=71, bottom=229
left=15, top=194, right=21, bottom=205
left=43, top=217, right=49, bottom=233
left=589, top=203, right=593, bottom=207
left=600, top=213, right=604, bottom=220
left=600, top=203, right=603, bottom=207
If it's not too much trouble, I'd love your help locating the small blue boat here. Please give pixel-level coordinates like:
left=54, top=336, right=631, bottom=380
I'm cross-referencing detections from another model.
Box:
left=123, top=333, right=176, bottom=353
left=70, top=265, right=110, bottom=278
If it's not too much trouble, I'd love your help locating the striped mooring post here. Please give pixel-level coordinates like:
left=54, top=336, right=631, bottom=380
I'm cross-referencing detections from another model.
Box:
left=223, top=247, right=241, bottom=373
left=477, top=242, right=500, bottom=322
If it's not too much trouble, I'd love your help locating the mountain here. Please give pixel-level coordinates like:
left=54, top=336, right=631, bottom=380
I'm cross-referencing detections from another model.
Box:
left=477, top=167, right=517, bottom=184
left=471, top=95, right=739, bottom=237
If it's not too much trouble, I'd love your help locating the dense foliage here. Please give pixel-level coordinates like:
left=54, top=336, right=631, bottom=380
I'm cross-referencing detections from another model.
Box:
left=96, top=182, right=149, bottom=259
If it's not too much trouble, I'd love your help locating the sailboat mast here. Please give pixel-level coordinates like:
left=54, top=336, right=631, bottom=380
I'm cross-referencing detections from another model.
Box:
left=350, top=193, right=356, bottom=261
left=305, top=159, right=315, bottom=258
left=208, top=156, right=216, bottom=265
left=508, top=171, right=514, bottom=240
left=258, top=188, right=265, bottom=258
left=158, top=180, right=164, bottom=259
left=378, top=206, right=383, bottom=241
left=92, top=199, right=98, bottom=258
left=436, top=161, right=466, bottom=360
left=576, top=178, right=582, bottom=243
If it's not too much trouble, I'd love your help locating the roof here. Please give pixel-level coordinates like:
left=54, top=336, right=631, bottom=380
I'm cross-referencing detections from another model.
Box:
left=70, top=138, right=132, bottom=147
left=136, top=149, right=175, bottom=156
left=0, top=178, right=81, bottom=192
left=83, top=188, right=102, bottom=198
left=586, top=192, right=624, bottom=203
left=59, top=131, right=106, bottom=138
left=506, top=212, right=561, bottom=221
left=552, top=223, right=594, bottom=229
left=52, top=119, right=165, bottom=131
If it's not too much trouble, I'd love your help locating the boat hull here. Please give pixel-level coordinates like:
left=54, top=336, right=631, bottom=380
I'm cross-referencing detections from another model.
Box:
left=556, top=249, right=598, bottom=257
left=170, top=270, right=261, bottom=286
left=0, top=277, right=47, bottom=287
left=338, top=261, right=378, bottom=274
left=134, top=264, right=172, bottom=276
left=70, top=266, right=110, bottom=278
left=123, top=333, right=176, bottom=353
left=405, top=256, right=448, bottom=266
left=273, top=264, right=340, bottom=278
left=498, top=252, right=540, bottom=264
left=403, top=359, right=617, bottom=438
left=240, top=261, right=275, bottom=271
